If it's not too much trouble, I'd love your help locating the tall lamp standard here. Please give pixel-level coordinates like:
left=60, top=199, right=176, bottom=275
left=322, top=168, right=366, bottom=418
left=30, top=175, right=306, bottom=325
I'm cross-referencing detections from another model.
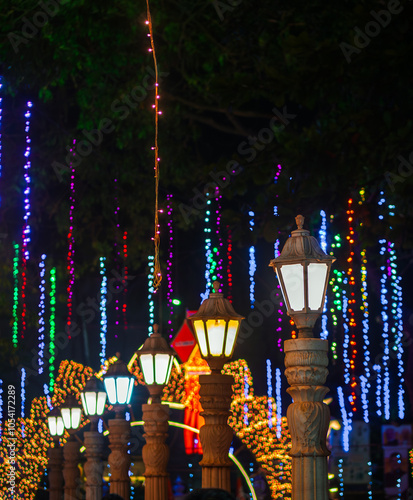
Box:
left=60, top=394, right=83, bottom=500
left=47, top=407, right=65, bottom=500
left=137, top=325, right=176, bottom=500
left=103, top=353, right=135, bottom=499
left=80, top=376, right=107, bottom=500
left=190, top=282, right=244, bottom=492
left=269, top=215, right=335, bottom=500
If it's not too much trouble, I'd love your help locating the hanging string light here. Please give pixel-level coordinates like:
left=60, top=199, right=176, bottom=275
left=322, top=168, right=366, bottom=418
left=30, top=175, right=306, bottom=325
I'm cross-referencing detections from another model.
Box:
left=12, top=242, right=19, bottom=348
left=266, top=359, right=273, bottom=429
left=38, top=255, right=46, bottom=376
left=226, top=226, right=233, bottom=302
left=0, top=76, right=2, bottom=207
left=148, top=255, right=155, bottom=333
left=0, top=380, right=3, bottom=441
left=360, top=248, right=370, bottom=423
left=113, top=177, right=121, bottom=338
left=275, top=367, right=282, bottom=439
left=319, top=210, right=329, bottom=340
left=166, top=195, right=174, bottom=339
left=20, top=101, right=33, bottom=340
left=66, top=139, right=76, bottom=339
left=49, top=267, right=56, bottom=392
left=216, top=192, right=224, bottom=286
left=99, top=257, right=108, bottom=367
left=337, top=386, right=351, bottom=453
left=145, top=0, right=162, bottom=291
left=122, top=230, right=128, bottom=333
left=248, top=210, right=256, bottom=309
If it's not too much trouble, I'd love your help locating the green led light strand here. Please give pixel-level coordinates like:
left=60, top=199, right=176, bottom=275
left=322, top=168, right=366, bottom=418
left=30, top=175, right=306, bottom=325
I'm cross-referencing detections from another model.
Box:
left=49, top=267, right=56, bottom=392
left=12, top=243, right=19, bottom=348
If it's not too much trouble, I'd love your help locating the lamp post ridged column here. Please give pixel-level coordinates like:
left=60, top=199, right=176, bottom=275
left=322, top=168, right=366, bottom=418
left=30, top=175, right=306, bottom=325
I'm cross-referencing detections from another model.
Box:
left=63, top=436, right=81, bottom=500
left=81, top=375, right=107, bottom=500
left=47, top=407, right=65, bottom=500
left=48, top=440, right=64, bottom=500
left=108, top=415, right=131, bottom=498
left=190, top=282, right=244, bottom=492
left=142, top=395, right=170, bottom=499
left=137, top=325, right=176, bottom=500
left=198, top=371, right=233, bottom=490
left=103, top=353, right=135, bottom=499
left=270, top=215, right=335, bottom=500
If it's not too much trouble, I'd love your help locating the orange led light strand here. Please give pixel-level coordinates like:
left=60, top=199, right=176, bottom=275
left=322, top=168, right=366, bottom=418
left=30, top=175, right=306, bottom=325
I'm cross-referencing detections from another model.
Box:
left=146, top=1, right=162, bottom=291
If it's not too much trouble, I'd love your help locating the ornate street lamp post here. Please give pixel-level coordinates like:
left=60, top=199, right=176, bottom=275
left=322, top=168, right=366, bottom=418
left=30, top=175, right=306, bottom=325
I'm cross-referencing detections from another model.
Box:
left=103, top=353, right=135, bottom=499
left=47, top=407, right=65, bottom=500
left=80, top=376, right=107, bottom=500
left=190, top=282, right=244, bottom=492
left=137, top=325, right=176, bottom=500
left=60, top=394, right=83, bottom=500
left=269, top=215, right=335, bottom=500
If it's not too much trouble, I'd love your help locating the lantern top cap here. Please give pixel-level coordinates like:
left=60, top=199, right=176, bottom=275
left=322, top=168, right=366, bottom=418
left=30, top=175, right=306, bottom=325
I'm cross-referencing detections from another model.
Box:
left=139, top=325, right=176, bottom=357
left=82, top=375, right=105, bottom=393
left=48, top=406, right=61, bottom=418
left=104, top=353, right=133, bottom=378
left=62, top=393, right=80, bottom=409
left=269, top=214, right=336, bottom=267
left=190, top=282, right=244, bottom=322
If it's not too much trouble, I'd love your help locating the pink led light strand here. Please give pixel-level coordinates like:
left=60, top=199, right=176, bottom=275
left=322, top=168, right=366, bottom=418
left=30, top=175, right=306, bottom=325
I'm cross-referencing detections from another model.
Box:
left=20, top=101, right=33, bottom=339
left=123, top=231, right=128, bottom=333
left=226, top=226, right=233, bottom=303
left=66, top=139, right=76, bottom=338
left=166, top=195, right=174, bottom=339
left=274, top=165, right=283, bottom=351
left=114, top=177, right=121, bottom=338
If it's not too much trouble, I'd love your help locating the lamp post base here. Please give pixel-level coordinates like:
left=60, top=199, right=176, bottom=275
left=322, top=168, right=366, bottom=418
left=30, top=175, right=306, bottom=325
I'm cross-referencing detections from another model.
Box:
left=284, top=338, right=330, bottom=500
left=199, top=373, right=233, bottom=492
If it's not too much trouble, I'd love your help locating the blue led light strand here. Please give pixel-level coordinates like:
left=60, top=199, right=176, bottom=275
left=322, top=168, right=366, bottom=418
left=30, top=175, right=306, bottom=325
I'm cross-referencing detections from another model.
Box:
left=38, top=254, right=46, bottom=377
left=379, top=238, right=390, bottom=420
left=319, top=210, right=329, bottom=340
left=338, top=458, right=344, bottom=497
left=275, top=367, right=282, bottom=439
left=99, top=257, right=108, bottom=367
left=337, top=386, right=352, bottom=453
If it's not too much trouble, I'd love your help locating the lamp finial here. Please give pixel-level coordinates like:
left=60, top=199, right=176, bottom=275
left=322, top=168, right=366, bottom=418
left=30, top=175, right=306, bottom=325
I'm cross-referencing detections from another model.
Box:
left=295, top=214, right=305, bottom=230
left=212, top=281, right=220, bottom=293
left=116, top=352, right=121, bottom=359
left=153, top=323, right=159, bottom=334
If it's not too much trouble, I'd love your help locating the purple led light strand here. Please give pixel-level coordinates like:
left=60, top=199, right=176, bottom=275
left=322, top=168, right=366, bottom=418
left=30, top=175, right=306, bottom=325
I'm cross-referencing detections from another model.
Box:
left=166, top=194, right=174, bottom=339
left=38, top=254, right=46, bottom=377
left=66, top=139, right=76, bottom=339
left=275, top=367, right=282, bottom=439
left=226, top=226, right=233, bottom=302
left=216, top=191, right=223, bottom=287
left=0, top=76, right=2, bottom=207
left=20, top=101, right=33, bottom=340
left=248, top=210, right=256, bottom=308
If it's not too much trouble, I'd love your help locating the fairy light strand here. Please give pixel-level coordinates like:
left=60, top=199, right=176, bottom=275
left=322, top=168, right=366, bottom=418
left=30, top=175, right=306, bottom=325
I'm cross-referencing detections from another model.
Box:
left=20, top=101, right=33, bottom=340
left=216, top=194, right=224, bottom=285
left=148, top=256, right=155, bottom=333
left=0, top=380, right=3, bottom=441
left=12, top=243, right=19, bottom=348
left=123, top=231, right=128, bottom=333
left=38, top=255, right=46, bottom=376
left=166, top=195, right=174, bottom=339
left=0, top=77, right=2, bottom=207
left=266, top=359, right=273, bottom=429
left=227, top=226, right=233, bottom=302
left=66, top=139, right=76, bottom=339
left=319, top=210, right=329, bottom=340
left=145, top=1, right=162, bottom=291
left=49, top=267, right=56, bottom=392
left=249, top=210, right=256, bottom=308
left=360, top=248, right=371, bottom=423
left=114, top=177, right=121, bottom=338
left=99, top=257, right=108, bottom=367
left=274, top=165, right=283, bottom=350
left=275, top=367, right=282, bottom=439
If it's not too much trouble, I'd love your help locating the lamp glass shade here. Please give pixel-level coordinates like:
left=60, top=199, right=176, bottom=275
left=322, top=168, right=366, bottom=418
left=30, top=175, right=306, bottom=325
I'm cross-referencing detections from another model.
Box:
left=154, top=353, right=173, bottom=384
left=140, top=354, right=154, bottom=385
left=104, top=377, right=117, bottom=405
left=47, top=415, right=65, bottom=436
left=61, top=407, right=81, bottom=430
left=224, top=320, right=239, bottom=356
left=277, top=263, right=305, bottom=311
left=81, top=391, right=107, bottom=417
left=193, top=320, right=208, bottom=356
left=206, top=319, right=226, bottom=355
left=116, top=376, right=134, bottom=405
left=308, top=263, right=328, bottom=310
